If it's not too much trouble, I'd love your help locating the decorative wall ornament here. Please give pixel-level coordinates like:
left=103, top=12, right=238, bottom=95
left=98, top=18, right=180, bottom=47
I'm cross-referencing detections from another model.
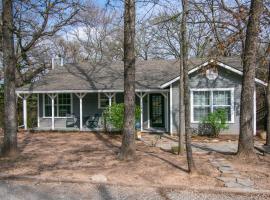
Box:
left=206, top=68, right=218, bottom=80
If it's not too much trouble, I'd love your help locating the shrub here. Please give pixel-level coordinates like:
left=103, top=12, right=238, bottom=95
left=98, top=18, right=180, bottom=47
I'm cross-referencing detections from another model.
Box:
left=103, top=103, right=141, bottom=131
left=200, top=108, right=228, bottom=137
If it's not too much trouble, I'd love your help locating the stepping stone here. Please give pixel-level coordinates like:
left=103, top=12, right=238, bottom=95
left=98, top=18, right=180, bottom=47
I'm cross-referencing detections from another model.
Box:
left=210, top=161, right=221, bottom=167
left=236, top=178, right=254, bottom=187
left=221, top=172, right=241, bottom=178
left=215, top=158, right=226, bottom=161
left=225, top=181, right=248, bottom=188
left=219, top=166, right=234, bottom=173
left=216, top=176, right=236, bottom=183
left=91, top=174, right=107, bottom=183
left=219, top=162, right=232, bottom=167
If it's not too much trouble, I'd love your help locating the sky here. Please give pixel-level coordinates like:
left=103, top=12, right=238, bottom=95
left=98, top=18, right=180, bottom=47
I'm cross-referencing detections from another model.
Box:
left=95, top=0, right=108, bottom=7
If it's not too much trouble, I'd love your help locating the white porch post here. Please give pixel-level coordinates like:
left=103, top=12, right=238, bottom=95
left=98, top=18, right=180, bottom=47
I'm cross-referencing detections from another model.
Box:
left=147, top=94, right=150, bottom=128
left=23, top=94, right=29, bottom=130
left=136, top=92, right=147, bottom=132
left=254, top=90, right=256, bottom=135
left=170, top=84, right=173, bottom=135
left=105, top=93, right=116, bottom=132
left=48, top=94, right=57, bottom=130
left=105, top=93, right=116, bottom=107
left=52, top=96, right=55, bottom=130
left=75, top=93, right=86, bottom=131
left=37, top=94, right=40, bottom=128
left=140, top=94, right=143, bottom=132
left=165, top=93, right=169, bottom=132
left=161, top=92, right=169, bottom=132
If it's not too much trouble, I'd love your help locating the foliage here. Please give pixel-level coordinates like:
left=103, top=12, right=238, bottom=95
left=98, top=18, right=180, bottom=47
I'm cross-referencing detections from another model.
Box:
left=103, top=103, right=141, bottom=131
left=0, top=88, right=37, bottom=129
left=201, top=108, right=228, bottom=137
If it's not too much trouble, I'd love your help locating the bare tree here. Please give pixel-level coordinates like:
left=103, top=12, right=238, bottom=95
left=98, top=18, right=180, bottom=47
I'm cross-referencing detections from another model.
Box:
left=73, top=3, right=124, bottom=63
left=2, top=0, right=18, bottom=156
left=4, top=0, right=81, bottom=86
left=267, top=62, right=270, bottom=146
left=238, top=0, right=263, bottom=158
left=119, top=0, right=136, bottom=160
left=181, top=0, right=196, bottom=173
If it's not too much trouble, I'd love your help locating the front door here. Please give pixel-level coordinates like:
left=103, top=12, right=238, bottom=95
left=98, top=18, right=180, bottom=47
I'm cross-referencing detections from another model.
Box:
left=150, top=94, right=165, bottom=128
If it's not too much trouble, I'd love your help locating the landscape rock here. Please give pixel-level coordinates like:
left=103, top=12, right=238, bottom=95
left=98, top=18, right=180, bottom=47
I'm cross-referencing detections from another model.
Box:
left=91, top=174, right=107, bottom=183
left=216, top=176, right=236, bottom=183
left=237, top=178, right=254, bottom=187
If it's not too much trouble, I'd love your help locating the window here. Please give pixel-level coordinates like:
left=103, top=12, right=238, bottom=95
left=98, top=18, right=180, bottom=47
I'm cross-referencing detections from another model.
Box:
left=58, top=94, right=72, bottom=117
left=98, top=93, right=115, bottom=109
left=213, top=91, right=232, bottom=121
left=43, top=94, right=72, bottom=117
left=193, top=91, right=211, bottom=122
left=191, top=89, right=234, bottom=123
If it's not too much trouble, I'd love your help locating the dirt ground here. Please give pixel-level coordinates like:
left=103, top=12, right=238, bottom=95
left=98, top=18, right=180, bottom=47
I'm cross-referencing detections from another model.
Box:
left=0, top=131, right=269, bottom=190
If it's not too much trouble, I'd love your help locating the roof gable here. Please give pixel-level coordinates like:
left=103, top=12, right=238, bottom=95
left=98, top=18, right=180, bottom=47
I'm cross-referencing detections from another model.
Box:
left=160, top=59, right=267, bottom=88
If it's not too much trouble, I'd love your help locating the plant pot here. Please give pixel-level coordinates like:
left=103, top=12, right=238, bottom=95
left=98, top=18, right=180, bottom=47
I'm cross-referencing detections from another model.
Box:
left=136, top=131, right=142, bottom=140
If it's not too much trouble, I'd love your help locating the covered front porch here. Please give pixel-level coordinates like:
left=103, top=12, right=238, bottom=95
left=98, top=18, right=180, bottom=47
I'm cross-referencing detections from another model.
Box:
left=17, top=90, right=171, bottom=133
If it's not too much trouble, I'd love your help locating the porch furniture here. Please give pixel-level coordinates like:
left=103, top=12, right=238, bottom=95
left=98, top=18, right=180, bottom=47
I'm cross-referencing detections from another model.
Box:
left=85, top=114, right=100, bottom=128
left=66, top=114, right=79, bottom=128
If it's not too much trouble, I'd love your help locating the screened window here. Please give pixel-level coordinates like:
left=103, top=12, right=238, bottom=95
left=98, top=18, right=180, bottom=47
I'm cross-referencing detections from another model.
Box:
left=98, top=93, right=115, bottom=109
left=191, top=89, right=234, bottom=123
left=58, top=94, right=72, bottom=117
left=193, top=91, right=211, bottom=122
left=43, top=94, right=72, bottom=117
left=213, top=91, right=232, bottom=121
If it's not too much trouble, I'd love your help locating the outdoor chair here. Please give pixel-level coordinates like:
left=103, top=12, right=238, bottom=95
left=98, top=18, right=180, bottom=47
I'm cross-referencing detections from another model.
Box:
left=86, top=114, right=100, bottom=128
left=66, top=113, right=79, bottom=128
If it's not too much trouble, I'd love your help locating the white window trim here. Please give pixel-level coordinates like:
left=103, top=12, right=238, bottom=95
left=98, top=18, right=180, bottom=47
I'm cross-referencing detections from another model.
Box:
left=42, top=94, right=73, bottom=118
left=190, top=88, right=235, bottom=123
left=98, top=93, right=116, bottom=109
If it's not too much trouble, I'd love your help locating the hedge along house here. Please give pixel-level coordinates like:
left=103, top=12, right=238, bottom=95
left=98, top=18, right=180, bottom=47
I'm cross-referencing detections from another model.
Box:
left=16, top=57, right=267, bottom=135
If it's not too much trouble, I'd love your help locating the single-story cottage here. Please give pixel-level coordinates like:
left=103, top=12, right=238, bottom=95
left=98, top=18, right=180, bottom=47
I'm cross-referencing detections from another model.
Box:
left=16, top=57, right=267, bottom=135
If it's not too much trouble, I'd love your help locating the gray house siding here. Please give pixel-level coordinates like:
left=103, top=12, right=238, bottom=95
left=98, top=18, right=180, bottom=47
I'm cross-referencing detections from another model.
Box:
left=190, top=68, right=242, bottom=135
left=171, top=67, right=243, bottom=135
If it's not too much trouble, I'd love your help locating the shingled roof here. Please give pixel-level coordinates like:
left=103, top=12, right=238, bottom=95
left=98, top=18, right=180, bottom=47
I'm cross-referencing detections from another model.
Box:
left=16, top=56, right=250, bottom=93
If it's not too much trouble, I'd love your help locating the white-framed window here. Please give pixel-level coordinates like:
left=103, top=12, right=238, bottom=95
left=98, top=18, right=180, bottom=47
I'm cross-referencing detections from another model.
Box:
left=98, top=93, right=115, bottom=109
left=190, top=88, right=234, bottom=123
left=43, top=94, right=73, bottom=118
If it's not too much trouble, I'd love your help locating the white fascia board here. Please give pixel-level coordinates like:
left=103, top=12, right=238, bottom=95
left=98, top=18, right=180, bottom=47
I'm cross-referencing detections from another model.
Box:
left=16, top=89, right=169, bottom=94
left=160, top=61, right=211, bottom=88
left=160, top=59, right=267, bottom=88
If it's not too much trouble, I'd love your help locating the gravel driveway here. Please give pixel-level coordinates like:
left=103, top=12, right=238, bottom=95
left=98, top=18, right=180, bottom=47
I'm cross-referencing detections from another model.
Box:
left=0, top=180, right=268, bottom=200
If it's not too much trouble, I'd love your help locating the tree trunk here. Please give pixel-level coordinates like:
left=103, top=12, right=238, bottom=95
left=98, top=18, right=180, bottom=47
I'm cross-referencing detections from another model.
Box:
left=119, top=0, right=136, bottom=160
left=178, top=45, right=185, bottom=155
left=181, top=0, right=196, bottom=173
left=2, top=0, right=18, bottom=156
left=238, top=0, right=263, bottom=157
left=266, top=63, right=270, bottom=146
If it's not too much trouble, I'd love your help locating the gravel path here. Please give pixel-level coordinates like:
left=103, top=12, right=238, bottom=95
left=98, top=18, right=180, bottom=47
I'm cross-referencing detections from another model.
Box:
left=0, top=180, right=268, bottom=200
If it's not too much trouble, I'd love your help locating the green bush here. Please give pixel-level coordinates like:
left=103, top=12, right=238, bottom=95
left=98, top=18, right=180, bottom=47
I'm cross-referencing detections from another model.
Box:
left=201, top=108, right=228, bottom=137
left=103, top=103, right=141, bottom=131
